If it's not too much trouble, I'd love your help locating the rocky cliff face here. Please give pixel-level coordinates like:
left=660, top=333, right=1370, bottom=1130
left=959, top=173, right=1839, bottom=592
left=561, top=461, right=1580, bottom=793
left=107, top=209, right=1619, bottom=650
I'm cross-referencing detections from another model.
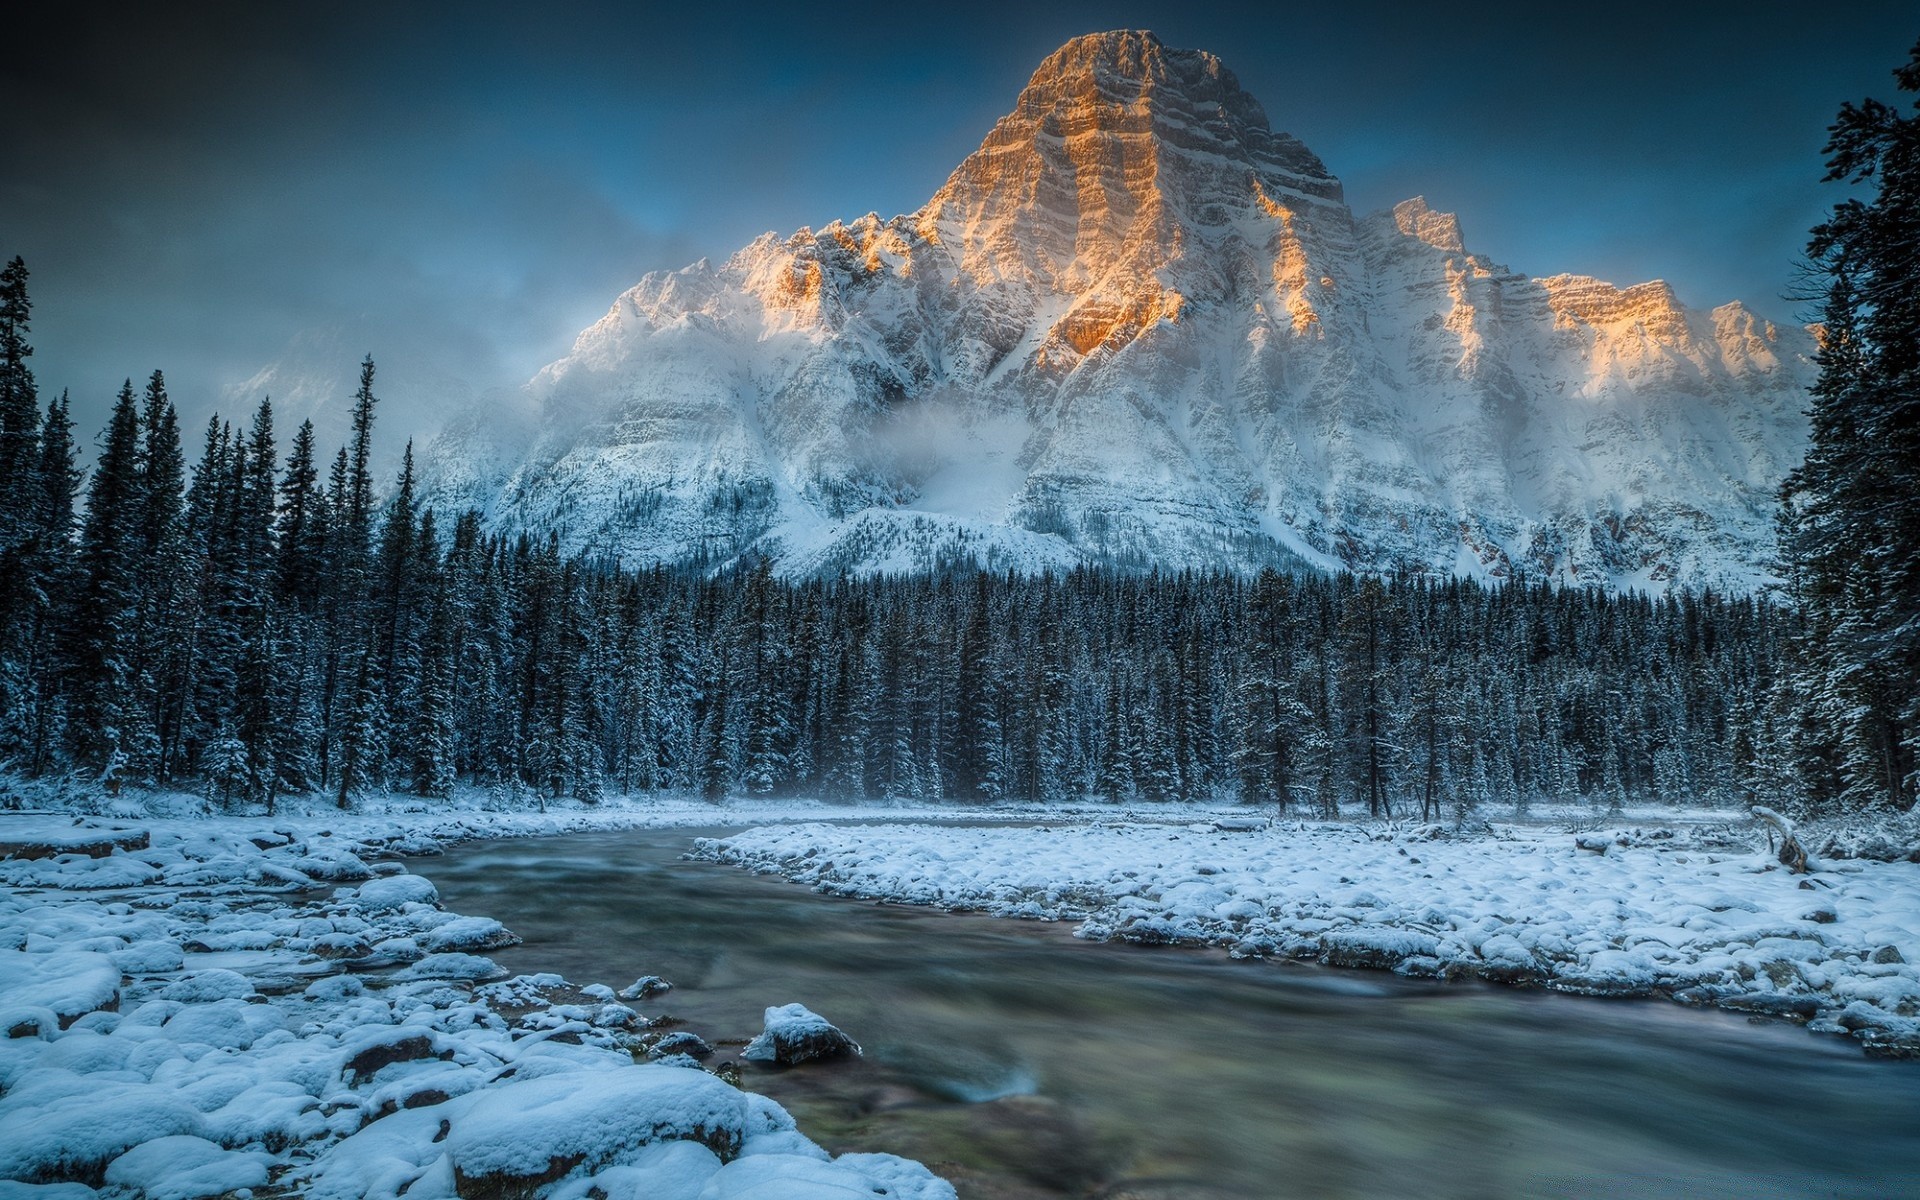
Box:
left=429, top=29, right=1811, bottom=591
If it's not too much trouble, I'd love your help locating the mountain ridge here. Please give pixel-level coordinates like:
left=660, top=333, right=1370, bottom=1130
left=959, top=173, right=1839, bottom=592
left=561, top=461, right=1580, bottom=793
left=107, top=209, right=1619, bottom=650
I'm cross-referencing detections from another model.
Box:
left=426, top=29, right=1811, bottom=592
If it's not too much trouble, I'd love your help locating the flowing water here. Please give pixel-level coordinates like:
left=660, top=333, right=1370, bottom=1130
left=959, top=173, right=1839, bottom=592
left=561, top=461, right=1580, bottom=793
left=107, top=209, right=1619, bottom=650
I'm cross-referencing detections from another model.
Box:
left=428, top=825, right=1920, bottom=1199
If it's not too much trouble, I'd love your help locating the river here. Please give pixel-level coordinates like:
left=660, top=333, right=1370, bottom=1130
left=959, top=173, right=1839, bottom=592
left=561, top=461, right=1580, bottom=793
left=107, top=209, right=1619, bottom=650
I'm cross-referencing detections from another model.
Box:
left=427, top=824, right=1920, bottom=1199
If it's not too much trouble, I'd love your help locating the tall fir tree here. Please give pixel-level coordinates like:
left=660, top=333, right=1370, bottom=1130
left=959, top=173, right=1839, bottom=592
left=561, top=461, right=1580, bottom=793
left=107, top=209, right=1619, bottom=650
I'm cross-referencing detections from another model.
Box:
left=64, top=383, right=145, bottom=775
left=1780, top=39, right=1920, bottom=811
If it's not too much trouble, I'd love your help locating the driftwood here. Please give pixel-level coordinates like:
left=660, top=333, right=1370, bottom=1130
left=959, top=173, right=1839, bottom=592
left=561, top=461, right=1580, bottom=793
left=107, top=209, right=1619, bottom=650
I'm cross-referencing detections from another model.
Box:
left=1752, top=805, right=1808, bottom=874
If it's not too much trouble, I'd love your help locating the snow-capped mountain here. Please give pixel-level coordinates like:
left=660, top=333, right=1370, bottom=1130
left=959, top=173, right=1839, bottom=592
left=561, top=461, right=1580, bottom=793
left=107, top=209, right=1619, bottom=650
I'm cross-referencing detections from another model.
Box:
left=428, top=29, right=1811, bottom=592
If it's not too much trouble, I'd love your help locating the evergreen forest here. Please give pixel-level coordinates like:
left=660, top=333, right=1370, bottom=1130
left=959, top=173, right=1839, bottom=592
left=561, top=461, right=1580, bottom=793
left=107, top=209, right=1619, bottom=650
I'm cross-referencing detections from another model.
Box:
left=0, top=40, right=1915, bottom=819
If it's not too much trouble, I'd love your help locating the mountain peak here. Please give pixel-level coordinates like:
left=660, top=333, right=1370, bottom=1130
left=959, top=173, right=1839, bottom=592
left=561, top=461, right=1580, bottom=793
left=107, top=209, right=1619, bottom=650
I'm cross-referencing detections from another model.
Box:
left=1022, top=29, right=1189, bottom=96
left=438, top=32, right=1816, bottom=596
left=920, top=32, right=1341, bottom=297
left=1391, top=196, right=1466, bottom=254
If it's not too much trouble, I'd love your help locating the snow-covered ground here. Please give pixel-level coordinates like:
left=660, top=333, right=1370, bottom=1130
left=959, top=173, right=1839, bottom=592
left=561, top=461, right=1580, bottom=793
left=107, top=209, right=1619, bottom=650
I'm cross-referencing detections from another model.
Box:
left=6, top=786, right=1916, bottom=1197
left=0, top=800, right=960, bottom=1199
left=693, top=815, right=1920, bottom=1056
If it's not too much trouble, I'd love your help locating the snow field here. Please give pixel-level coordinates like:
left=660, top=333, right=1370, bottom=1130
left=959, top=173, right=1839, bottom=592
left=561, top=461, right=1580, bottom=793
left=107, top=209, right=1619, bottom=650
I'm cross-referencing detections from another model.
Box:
left=0, top=813, right=956, bottom=1199
left=694, top=818, right=1920, bottom=1054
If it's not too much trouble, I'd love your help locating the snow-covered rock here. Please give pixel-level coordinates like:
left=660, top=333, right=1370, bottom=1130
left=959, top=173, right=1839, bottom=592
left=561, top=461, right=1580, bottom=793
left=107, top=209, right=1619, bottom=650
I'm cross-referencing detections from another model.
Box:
left=344, top=873, right=439, bottom=913
left=742, top=1004, right=861, bottom=1067
left=429, top=29, right=1811, bottom=594
left=103, top=1135, right=272, bottom=1200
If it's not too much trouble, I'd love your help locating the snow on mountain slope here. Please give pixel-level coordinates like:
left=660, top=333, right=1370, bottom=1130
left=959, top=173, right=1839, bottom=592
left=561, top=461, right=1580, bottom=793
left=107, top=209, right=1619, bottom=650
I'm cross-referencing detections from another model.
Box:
left=427, top=29, right=1811, bottom=592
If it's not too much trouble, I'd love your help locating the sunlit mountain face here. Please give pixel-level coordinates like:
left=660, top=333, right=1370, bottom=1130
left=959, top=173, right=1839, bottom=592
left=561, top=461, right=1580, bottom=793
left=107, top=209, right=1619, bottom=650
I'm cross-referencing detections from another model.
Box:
left=428, top=30, right=1810, bottom=593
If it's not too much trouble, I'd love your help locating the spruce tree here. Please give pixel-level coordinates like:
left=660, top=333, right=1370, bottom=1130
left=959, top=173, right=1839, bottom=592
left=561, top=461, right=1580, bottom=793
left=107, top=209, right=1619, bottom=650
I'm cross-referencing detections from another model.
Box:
left=66, top=383, right=145, bottom=773
left=1781, top=39, right=1920, bottom=811
left=132, top=373, right=188, bottom=779
left=0, top=257, right=38, bottom=548
left=14, top=392, right=79, bottom=773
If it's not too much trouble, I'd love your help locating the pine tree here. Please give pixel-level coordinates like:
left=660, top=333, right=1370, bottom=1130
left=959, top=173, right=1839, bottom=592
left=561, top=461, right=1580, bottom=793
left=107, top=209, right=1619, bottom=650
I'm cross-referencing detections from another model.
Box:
left=0, top=260, right=41, bottom=765
left=1780, top=39, right=1920, bottom=811
left=328, top=358, right=381, bottom=807
left=410, top=510, right=457, bottom=798
left=0, top=257, right=38, bottom=550
left=1337, top=576, right=1403, bottom=817
left=132, top=374, right=188, bottom=780
left=65, top=383, right=145, bottom=772
left=11, top=392, right=80, bottom=774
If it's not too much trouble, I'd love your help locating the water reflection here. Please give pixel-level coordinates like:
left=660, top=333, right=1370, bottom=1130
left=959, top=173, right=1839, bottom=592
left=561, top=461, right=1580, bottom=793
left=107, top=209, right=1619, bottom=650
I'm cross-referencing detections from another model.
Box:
left=428, top=827, right=1920, bottom=1199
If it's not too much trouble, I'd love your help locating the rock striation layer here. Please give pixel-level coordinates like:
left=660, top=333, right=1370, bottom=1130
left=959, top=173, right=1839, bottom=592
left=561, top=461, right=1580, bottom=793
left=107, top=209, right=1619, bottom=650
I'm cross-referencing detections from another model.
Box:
left=429, top=29, right=1811, bottom=592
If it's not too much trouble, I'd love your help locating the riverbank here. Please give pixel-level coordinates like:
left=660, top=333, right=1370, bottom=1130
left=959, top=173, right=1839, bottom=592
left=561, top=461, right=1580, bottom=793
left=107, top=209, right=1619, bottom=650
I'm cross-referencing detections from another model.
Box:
left=0, top=805, right=959, bottom=1198
left=693, top=815, right=1920, bottom=1057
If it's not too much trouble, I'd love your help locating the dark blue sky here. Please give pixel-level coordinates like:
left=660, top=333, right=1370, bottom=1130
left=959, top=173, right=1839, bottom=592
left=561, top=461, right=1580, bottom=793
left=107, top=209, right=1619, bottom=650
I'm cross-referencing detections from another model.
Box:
left=6, top=1, right=1915, bottom=456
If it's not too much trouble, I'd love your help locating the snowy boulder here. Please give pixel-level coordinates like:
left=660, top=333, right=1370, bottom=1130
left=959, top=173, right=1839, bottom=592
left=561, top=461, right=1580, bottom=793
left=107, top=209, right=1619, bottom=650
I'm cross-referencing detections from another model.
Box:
left=827, top=1153, right=961, bottom=1200
left=445, top=1066, right=751, bottom=1196
left=343, top=1027, right=448, bottom=1085
left=109, top=938, right=185, bottom=975
left=0, top=1078, right=205, bottom=1184
left=1474, top=933, right=1546, bottom=985
left=424, top=916, right=521, bottom=954
left=393, top=952, right=508, bottom=983
left=741, top=1005, right=860, bottom=1067
left=1, top=1005, right=60, bottom=1040
left=1320, top=928, right=1440, bottom=972
left=310, top=930, right=375, bottom=958
left=103, top=1135, right=270, bottom=1200
left=162, top=998, right=281, bottom=1050
left=619, top=975, right=673, bottom=1001
left=300, top=850, right=376, bottom=882
left=343, top=873, right=439, bottom=912
left=691, top=1149, right=958, bottom=1199
left=346, top=936, right=426, bottom=969
left=477, top=973, right=567, bottom=1008
left=0, top=951, right=120, bottom=1027
left=159, top=968, right=255, bottom=1003
left=648, top=1031, right=713, bottom=1061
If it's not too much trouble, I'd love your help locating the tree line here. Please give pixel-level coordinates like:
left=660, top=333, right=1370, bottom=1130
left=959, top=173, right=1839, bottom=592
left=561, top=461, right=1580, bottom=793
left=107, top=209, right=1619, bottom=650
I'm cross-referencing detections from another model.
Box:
left=0, top=264, right=1796, bottom=813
